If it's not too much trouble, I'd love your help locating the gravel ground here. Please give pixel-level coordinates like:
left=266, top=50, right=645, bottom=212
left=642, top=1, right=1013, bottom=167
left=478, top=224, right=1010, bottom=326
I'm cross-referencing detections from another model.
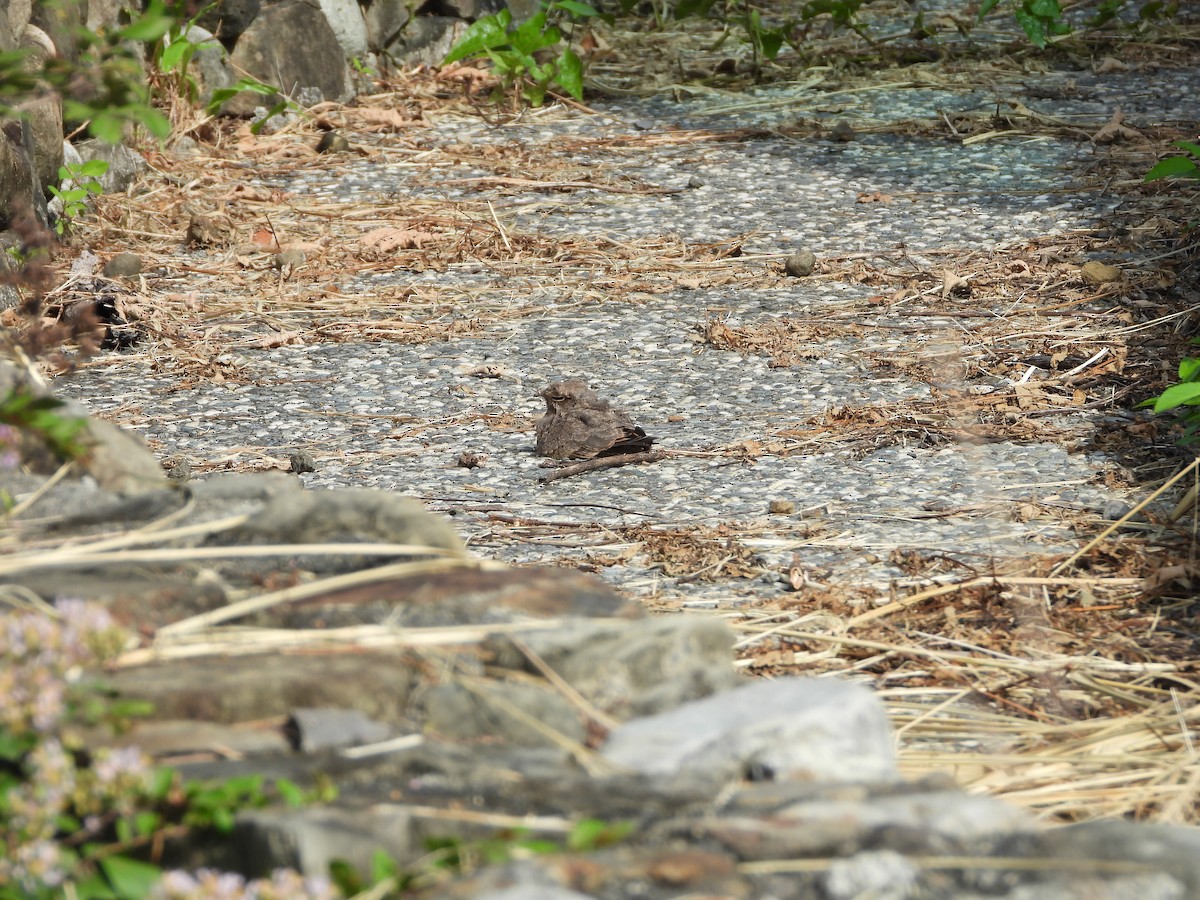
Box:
left=57, top=41, right=1197, bottom=606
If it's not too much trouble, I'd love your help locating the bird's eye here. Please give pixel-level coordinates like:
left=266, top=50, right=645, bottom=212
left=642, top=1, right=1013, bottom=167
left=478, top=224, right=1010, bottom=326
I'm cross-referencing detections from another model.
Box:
left=548, top=394, right=567, bottom=402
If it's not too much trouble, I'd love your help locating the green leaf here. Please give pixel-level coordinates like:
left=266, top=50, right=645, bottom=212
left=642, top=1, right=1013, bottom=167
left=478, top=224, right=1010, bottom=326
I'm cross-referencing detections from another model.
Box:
left=1013, top=9, right=1048, bottom=46
left=555, top=47, right=584, bottom=100
left=149, top=767, right=175, bottom=800
left=328, top=859, right=364, bottom=895
left=1179, top=357, right=1200, bottom=382
left=371, top=849, right=399, bottom=884
left=98, top=856, right=162, bottom=898
left=757, top=26, right=786, bottom=59
left=443, top=11, right=513, bottom=65
left=275, top=777, right=304, bottom=807
left=249, top=100, right=290, bottom=134
left=90, top=112, right=125, bottom=145
left=158, top=39, right=192, bottom=73
left=676, top=0, right=719, bottom=17
left=72, top=871, right=121, bottom=900
left=1145, top=156, right=1199, bottom=181
left=551, top=0, right=601, bottom=17
left=118, top=0, right=175, bottom=42
left=978, top=0, right=1002, bottom=16
left=212, top=806, right=235, bottom=832
left=1139, top=0, right=1164, bottom=20
left=126, top=104, right=172, bottom=139
left=1172, top=140, right=1200, bottom=157
left=568, top=817, right=608, bottom=850
left=78, top=160, right=110, bottom=179
left=1027, top=0, right=1062, bottom=17
left=1152, top=382, right=1200, bottom=412
left=524, top=82, right=548, bottom=107
left=509, top=14, right=558, bottom=54
left=135, top=811, right=162, bottom=836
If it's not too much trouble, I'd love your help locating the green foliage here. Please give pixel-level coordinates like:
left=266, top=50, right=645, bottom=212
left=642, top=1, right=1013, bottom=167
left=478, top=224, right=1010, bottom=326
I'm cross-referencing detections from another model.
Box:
left=0, top=602, right=332, bottom=898
left=1140, top=357, right=1200, bottom=442
left=1145, top=141, right=1200, bottom=183
left=328, top=817, right=635, bottom=896
left=46, top=160, right=109, bottom=236
left=1140, top=356, right=1200, bottom=444
left=800, top=0, right=869, bottom=33
left=0, top=389, right=90, bottom=460
left=206, top=78, right=291, bottom=134
left=979, top=0, right=1069, bottom=47
left=0, top=1, right=173, bottom=143
left=443, top=1, right=602, bottom=107
left=152, top=8, right=291, bottom=134
left=567, top=816, right=634, bottom=850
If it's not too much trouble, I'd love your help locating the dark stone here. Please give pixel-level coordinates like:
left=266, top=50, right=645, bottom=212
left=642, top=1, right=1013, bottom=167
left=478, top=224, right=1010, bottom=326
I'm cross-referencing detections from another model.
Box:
left=224, top=0, right=350, bottom=115
left=193, top=0, right=262, bottom=45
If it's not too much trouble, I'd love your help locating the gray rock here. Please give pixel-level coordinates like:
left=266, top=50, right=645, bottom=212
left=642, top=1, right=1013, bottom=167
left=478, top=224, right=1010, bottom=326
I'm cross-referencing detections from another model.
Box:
left=208, top=487, right=463, bottom=552
left=1005, top=874, right=1186, bottom=900
left=19, top=92, right=63, bottom=190
left=285, top=707, right=392, bottom=752
left=31, top=0, right=84, bottom=64
left=1037, top=821, right=1200, bottom=893
left=75, top=139, right=148, bottom=194
left=0, top=5, right=15, bottom=51
left=382, top=15, right=465, bottom=68
left=225, top=0, right=352, bottom=115
left=0, top=110, right=46, bottom=231
left=600, top=677, right=896, bottom=786
left=233, top=804, right=415, bottom=879
left=417, top=679, right=585, bottom=747
left=825, top=850, right=920, bottom=900
left=179, top=25, right=236, bottom=106
left=103, top=251, right=142, bottom=278
left=0, top=235, right=20, bottom=309
left=85, top=0, right=123, bottom=32
left=362, top=0, right=412, bottom=52
left=494, top=616, right=742, bottom=717
left=477, top=889, right=597, bottom=900
left=195, top=0, right=261, bottom=42
left=316, top=0, right=369, bottom=59
left=108, top=653, right=423, bottom=724
left=433, top=0, right=505, bottom=20
left=80, top=417, right=168, bottom=495
left=189, top=471, right=303, bottom=504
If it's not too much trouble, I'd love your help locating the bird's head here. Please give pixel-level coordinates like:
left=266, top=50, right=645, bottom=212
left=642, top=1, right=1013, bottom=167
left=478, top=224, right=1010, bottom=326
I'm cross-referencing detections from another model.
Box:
left=539, top=378, right=591, bottom=412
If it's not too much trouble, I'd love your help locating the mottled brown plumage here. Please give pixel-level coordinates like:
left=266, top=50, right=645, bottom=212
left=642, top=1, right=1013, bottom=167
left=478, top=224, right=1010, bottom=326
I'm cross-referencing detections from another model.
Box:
left=535, top=379, right=654, bottom=460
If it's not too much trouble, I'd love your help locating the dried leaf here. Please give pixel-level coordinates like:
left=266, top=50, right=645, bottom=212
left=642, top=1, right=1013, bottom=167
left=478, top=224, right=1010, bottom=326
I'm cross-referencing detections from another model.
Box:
left=360, top=227, right=436, bottom=251
left=358, top=109, right=414, bottom=132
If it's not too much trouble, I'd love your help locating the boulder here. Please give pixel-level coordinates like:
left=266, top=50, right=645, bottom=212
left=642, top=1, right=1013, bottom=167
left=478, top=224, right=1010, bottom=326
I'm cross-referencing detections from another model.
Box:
left=224, top=0, right=352, bottom=115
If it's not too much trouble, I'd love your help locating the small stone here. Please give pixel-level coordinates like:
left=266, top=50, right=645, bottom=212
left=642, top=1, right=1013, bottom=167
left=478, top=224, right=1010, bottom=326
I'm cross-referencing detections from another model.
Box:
left=1102, top=500, right=1135, bottom=521
left=275, top=248, right=306, bottom=270
left=768, top=499, right=795, bottom=515
left=103, top=252, right=142, bottom=278
left=288, top=450, right=316, bottom=474
left=830, top=120, right=856, bottom=142
left=687, top=175, right=704, bottom=189
left=784, top=250, right=817, bottom=277
left=316, top=131, right=350, bottom=153
left=1081, top=260, right=1122, bottom=286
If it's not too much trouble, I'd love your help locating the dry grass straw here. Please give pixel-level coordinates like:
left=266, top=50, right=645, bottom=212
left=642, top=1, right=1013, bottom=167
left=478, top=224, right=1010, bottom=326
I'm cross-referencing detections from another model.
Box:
left=730, top=551, right=1200, bottom=824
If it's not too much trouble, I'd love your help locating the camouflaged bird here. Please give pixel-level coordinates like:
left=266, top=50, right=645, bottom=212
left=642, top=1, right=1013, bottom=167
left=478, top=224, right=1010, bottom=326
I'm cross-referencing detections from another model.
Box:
left=535, top=379, right=655, bottom=460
